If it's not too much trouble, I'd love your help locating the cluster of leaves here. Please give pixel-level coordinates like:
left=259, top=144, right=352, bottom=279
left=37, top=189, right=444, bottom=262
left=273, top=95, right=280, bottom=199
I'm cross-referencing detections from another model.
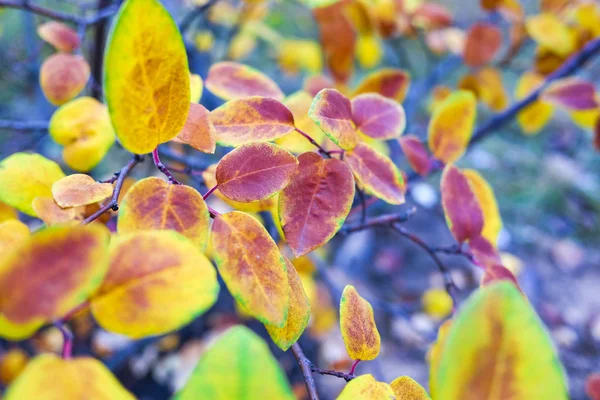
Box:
left=1, top=0, right=599, bottom=398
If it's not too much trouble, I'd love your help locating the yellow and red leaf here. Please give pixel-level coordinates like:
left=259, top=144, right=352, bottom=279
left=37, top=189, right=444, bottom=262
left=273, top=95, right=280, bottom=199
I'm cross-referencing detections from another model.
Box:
left=40, top=53, right=90, bottom=106
left=309, top=89, right=358, bottom=150
left=352, top=68, right=411, bottom=103
left=340, top=285, right=381, bottom=361
left=176, top=103, right=216, bottom=154
left=205, top=61, right=284, bottom=101
left=37, top=21, right=80, bottom=52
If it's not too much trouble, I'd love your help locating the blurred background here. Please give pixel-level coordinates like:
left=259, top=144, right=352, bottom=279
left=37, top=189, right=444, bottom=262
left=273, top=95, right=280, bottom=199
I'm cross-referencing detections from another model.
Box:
left=1, top=0, right=599, bottom=399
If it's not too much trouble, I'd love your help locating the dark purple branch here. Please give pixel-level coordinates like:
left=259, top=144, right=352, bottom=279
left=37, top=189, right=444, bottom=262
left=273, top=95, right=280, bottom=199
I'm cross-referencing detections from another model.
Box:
left=295, top=127, right=332, bottom=158
left=82, top=154, right=142, bottom=224
left=0, top=120, right=49, bottom=131
left=291, top=343, right=320, bottom=400
left=312, top=366, right=355, bottom=382
left=53, top=321, right=73, bottom=359
left=0, top=0, right=118, bottom=25
left=341, top=208, right=416, bottom=234
left=152, top=148, right=181, bottom=184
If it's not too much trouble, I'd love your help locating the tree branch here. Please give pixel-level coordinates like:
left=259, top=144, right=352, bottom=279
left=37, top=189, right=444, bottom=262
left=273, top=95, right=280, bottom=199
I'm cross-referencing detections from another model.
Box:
left=0, top=0, right=118, bottom=26
left=341, top=208, right=416, bottom=234
left=291, top=343, right=320, bottom=400
left=82, top=154, right=142, bottom=224
left=0, top=119, right=49, bottom=131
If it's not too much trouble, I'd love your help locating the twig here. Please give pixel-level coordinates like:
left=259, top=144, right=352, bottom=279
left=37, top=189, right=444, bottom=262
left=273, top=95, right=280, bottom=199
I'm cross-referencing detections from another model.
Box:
left=291, top=343, right=320, bottom=400
left=311, top=366, right=356, bottom=382
left=82, top=154, right=142, bottom=224
left=0, top=0, right=118, bottom=26
left=0, top=120, right=49, bottom=131
left=53, top=321, right=73, bottom=359
left=152, top=148, right=181, bottom=184
left=203, top=185, right=218, bottom=200
left=391, top=224, right=457, bottom=307
left=295, top=127, right=332, bottom=158
left=341, top=208, right=416, bottom=234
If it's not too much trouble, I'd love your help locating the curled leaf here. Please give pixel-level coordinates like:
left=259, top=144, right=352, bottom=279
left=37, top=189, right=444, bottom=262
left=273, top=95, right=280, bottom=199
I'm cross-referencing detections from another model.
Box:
left=340, top=285, right=381, bottom=361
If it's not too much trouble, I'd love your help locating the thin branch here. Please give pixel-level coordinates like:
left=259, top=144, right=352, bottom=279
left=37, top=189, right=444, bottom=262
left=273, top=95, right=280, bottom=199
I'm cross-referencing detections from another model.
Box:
left=341, top=208, right=416, bottom=234
left=295, top=127, right=332, bottom=158
left=0, top=119, right=49, bottom=131
left=152, top=148, right=181, bottom=184
left=311, top=366, right=356, bottom=382
left=53, top=321, right=73, bottom=359
left=203, top=184, right=218, bottom=200
left=82, top=154, right=142, bottom=224
left=291, top=343, right=320, bottom=400
left=0, top=0, right=118, bottom=26
left=391, top=224, right=457, bottom=307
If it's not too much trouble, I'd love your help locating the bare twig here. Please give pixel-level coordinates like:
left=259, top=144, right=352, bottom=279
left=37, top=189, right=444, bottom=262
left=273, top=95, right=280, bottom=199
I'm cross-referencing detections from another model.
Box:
left=0, top=120, right=49, bottom=131
left=291, top=343, right=320, bottom=400
left=82, top=154, right=142, bottom=224
left=0, top=0, right=118, bottom=26
left=341, top=208, right=416, bottom=234
left=312, top=366, right=356, bottom=382
left=152, top=148, right=181, bottom=184
left=295, top=127, right=332, bottom=158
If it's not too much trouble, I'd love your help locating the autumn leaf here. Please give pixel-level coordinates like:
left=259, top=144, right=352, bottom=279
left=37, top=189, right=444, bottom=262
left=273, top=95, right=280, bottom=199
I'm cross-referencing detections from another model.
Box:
left=515, top=71, right=553, bottom=135
left=189, top=73, right=203, bottom=103
left=40, top=53, right=90, bottom=106
left=390, top=376, right=431, bottom=400
left=541, top=78, right=599, bottom=111
left=175, top=326, right=295, bottom=400
left=353, top=68, right=411, bottom=103
left=265, top=257, right=311, bottom=351
left=279, top=152, right=355, bottom=256
left=345, top=143, right=405, bottom=205
left=37, top=21, right=80, bottom=52
left=0, top=153, right=65, bottom=217
left=210, top=97, right=296, bottom=147
left=117, top=177, right=210, bottom=250
left=309, top=89, right=358, bottom=150
left=91, top=230, right=219, bottom=338
left=32, top=197, right=83, bottom=226
left=211, top=211, right=289, bottom=326
left=336, top=374, right=394, bottom=400
left=398, top=135, right=432, bottom=176
left=205, top=61, right=284, bottom=101
left=216, top=142, right=298, bottom=202
left=104, top=0, right=190, bottom=154
left=340, top=285, right=381, bottom=361
left=432, top=282, right=568, bottom=399
left=428, top=90, right=476, bottom=164
left=0, top=224, right=110, bottom=340
left=49, top=97, right=116, bottom=172
left=0, top=220, right=29, bottom=258
left=463, top=169, right=502, bottom=246
left=276, top=91, right=326, bottom=153
left=526, top=13, right=575, bottom=57
left=52, top=174, right=113, bottom=208
left=351, top=93, right=406, bottom=140
left=4, top=354, right=134, bottom=400
left=176, top=103, right=216, bottom=154
left=441, top=165, right=484, bottom=243
left=463, top=23, right=502, bottom=67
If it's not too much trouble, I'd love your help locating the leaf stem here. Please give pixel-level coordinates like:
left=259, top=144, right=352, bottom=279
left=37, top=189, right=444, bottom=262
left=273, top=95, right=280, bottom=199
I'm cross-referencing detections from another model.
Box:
left=53, top=321, right=73, bottom=359
left=152, top=147, right=181, bottom=184
left=203, top=185, right=218, bottom=200
left=348, top=359, right=360, bottom=375
left=294, top=127, right=331, bottom=158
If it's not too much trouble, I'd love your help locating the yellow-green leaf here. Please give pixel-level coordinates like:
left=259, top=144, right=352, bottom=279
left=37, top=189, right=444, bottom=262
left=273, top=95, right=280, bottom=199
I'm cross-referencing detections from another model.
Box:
left=265, top=257, right=311, bottom=350
left=336, top=374, right=396, bottom=400
left=104, top=0, right=190, bottom=154
left=433, top=282, right=568, bottom=400
left=211, top=211, right=289, bottom=327
left=91, top=230, right=219, bottom=338
left=390, top=376, right=431, bottom=400
left=5, top=354, right=134, bottom=400
left=340, top=285, right=381, bottom=361
left=176, top=325, right=294, bottom=400
left=0, top=153, right=65, bottom=216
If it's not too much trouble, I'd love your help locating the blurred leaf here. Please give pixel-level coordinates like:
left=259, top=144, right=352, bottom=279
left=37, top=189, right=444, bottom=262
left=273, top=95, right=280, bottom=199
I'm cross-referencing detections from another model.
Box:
left=37, top=21, right=80, bottom=52
left=515, top=71, right=553, bottom=135
left=0, top=220, right=29, bottom=258
left=526, top=13, right=575, bottom=57
left=353, top=68, right=411, bottom=103
left=205, top=62, right=284, bottom=101
left=398, top=135, right=432, bottom=176
left=40, top=53, right=90, bottom=105
left=463, top=23, right=502, bottom=67
left=542, top=78, right=598, bottom=110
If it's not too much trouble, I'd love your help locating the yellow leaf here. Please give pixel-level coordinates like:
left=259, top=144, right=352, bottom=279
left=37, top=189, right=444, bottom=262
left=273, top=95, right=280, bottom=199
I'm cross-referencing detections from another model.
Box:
left=49, top=97, right=116, bottom=172
left=390, top=376, right=431, bottom=400
left=336, top=374, right=396, bottom=399
left=190, top=73, right=204, bottom=103
left=0, top=219, right=29, bottom=258
left=0, top=153, right=65, bottom=216
left=463, top=169, right=502, bottom=246
left=194, top=30, right=215, bottom=52
left=0, top=201, right=18, bottom=223
left=52, top=174, right=113, bottom=208
left=356, top=34, right=383, bottom=69
left=265, top=257, right=311, bottom=350
left=515, top=71, right=554, bottom=135
left=91, top=230, right=219, bottom=338
left=5, top=354, right=134, bottom=399
left=104, top=0, right=190, bottom=154
left=428, top=90, right=476, bottom=164
left=422, top=288, right=453, bottom=319
left=340, top=285, right=381, bottom=360
left=0, top=348, right=28, bottom=386
left=526, top=13, right=575, bottom=57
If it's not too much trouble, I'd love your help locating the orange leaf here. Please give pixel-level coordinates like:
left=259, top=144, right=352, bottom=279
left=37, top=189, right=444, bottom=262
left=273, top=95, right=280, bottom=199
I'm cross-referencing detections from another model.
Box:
left=52, top=174, right=113, bottom=208
left=309, top=89, right=358, bottom=150
left=216, top=142, right=298, bottom=202
left=177, top=103, right=216, bottom=154
left=345, top=143, right=405, bottom=205
left=31, top=197, right=83, bottom=226
left=91, top=230, right=219, bottom=338
left=205, top=61, right=283, bottom=101
left=398, top=135, right=432, bottom=176
left=463, top=23, right=502, bottom=67
left=279, top=152, right=355, bottom=256
left=40, top=53, right=90, bottom=106
left=37, top=21, right=80, bottom=52
left=440, top=165, right=484, bottom=243
left=339, top=285, right=380, bottom=360
left=352, top=68, right=411, bottom=103
left=265, top=257, right=311, bottom=350
left=210, top=97, right=296, bottom=147
left=211, top=211, right=289, bottom=326
left=0, top=225, right=109, bottom=340
left=117, top=177, right=210, bottom=250
left=351, top=93, right=406, bottom=140
left=428, top=90, right=476, bottom=164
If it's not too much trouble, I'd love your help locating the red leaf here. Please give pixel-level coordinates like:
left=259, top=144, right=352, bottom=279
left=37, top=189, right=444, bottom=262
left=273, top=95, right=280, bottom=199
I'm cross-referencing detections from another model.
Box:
left=586, top=373, right=600, bottom=400
left=398, top=135, right=432, bottom=176
left=351, top=93, right=406, bottom=140
left=542, top=78, right=599, bottom=110
left=463, top=23, right=502, bottom=67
